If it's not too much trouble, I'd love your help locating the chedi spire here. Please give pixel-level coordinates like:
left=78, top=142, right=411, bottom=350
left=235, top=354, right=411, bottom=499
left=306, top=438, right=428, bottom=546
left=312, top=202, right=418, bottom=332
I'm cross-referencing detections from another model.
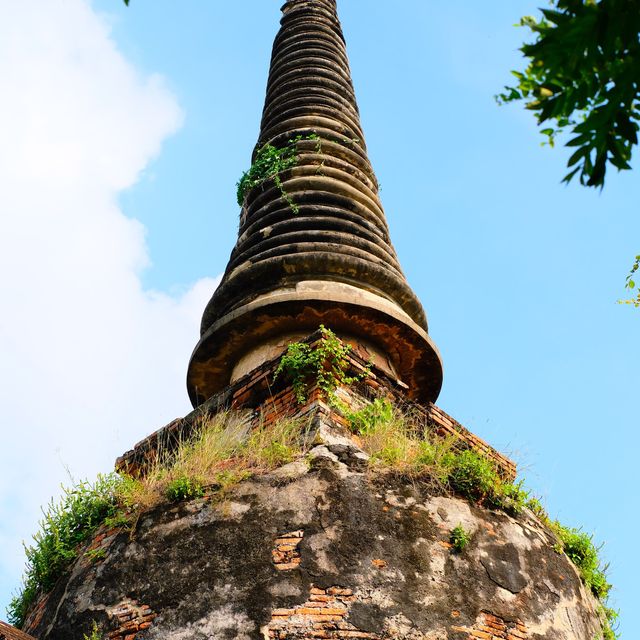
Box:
left=187, top=0, right=443, bottom=407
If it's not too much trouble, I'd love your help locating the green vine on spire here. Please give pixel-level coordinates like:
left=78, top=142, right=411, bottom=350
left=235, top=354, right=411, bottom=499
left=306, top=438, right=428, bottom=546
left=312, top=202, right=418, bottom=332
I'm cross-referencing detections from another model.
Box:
left=236, top=134, right=320, bottom=214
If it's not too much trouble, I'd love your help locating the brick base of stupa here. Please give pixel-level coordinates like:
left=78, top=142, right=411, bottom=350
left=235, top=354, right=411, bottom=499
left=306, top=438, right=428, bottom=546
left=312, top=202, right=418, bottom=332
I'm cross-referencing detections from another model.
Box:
left=23, top=350, right=605, bottom=640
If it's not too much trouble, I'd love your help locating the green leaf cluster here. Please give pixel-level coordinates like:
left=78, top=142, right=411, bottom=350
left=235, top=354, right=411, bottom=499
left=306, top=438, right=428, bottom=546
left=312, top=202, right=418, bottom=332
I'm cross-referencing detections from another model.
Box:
left=619, top=254, right=640, bottom=306
left=449, top=524, right=471, bottom=553
left=346, top=398, right=394, bottom=435
left=550, top=523, right=618, bottom=638
left=346, top=400, right=528, bottom=516
left=448, top=449, right=500, bottom=502
left=599, top=605, right=620, bottom=640
left=83, top=620, right=102, bottom=640
left=236, top=133, right=320, bottom=213
left=274, top=325, right=367, bottom=403
left=498, top=0, right=640, bottom=188
left=8, top=474, right=122, bottom=628
left=165, top=475, right=205, bottom=502
left=447, top=450, right=529, bottom=516
left=553, top=524, right=612, bottom=599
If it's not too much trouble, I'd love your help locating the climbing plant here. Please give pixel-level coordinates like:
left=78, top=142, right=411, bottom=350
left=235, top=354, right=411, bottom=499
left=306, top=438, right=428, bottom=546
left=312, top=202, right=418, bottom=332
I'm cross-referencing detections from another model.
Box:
left=274, top=326, right=367, bottom=403
left=236, top=133, right=320, bottom=214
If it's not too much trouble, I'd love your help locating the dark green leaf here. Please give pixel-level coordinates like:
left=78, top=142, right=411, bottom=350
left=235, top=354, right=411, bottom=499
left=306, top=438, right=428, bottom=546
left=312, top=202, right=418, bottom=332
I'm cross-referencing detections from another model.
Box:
left=562, top=166, right=581, bottom=184
left=567, top=146, right=589, bottom=166
left=566, top=133, right=591, bottom=147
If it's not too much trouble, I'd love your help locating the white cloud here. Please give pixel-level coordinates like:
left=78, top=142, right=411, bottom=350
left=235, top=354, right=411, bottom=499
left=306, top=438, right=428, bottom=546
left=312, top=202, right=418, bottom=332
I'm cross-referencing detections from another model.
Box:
left=0, top=0, right=216, bottom=609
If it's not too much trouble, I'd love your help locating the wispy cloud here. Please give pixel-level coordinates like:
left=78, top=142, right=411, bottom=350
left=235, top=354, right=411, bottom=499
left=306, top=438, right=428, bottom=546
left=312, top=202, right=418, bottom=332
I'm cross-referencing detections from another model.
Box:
left=0, top=0, right=216, bottom=610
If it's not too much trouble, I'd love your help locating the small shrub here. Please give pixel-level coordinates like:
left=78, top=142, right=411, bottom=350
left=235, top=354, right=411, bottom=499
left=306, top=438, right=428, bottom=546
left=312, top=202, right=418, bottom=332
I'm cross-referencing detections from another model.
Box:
left=525, top=496, right=547, bottom=519
left=448, top=449, right=498, bottom=502
left=552, top=524, right=611, bottom=600
left=488, top=480, right=529, bottom=516
left=348, top=398, right=394, bottom=436
left=274, top=326, right=367, bottom=403
left=450, top=525, right=470, bottom=553
left=351, top=402, right=423, bottom=468
left=346, top=399, right=456, bottom=488
left=165, top=476, right=205, bottom=502
left=211, top=469, right=253, bottom=492
left=547, top=518, right=616, bottom=636
left=8, top=474, right=122, bottom=627
left=244, top=417, right=305, bottom=468
left=102, top=510, right=133, bottom=530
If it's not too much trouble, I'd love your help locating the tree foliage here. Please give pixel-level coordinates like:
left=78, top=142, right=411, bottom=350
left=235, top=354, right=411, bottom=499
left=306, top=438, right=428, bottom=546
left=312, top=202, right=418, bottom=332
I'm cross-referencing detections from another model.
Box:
left=620, top=254, right=640, bottom=305
left=498, top=0, right=640, bottom=189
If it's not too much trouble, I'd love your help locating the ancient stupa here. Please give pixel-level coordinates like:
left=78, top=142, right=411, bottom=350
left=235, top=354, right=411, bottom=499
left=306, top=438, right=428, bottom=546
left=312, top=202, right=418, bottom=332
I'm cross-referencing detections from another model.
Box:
left=187, top=0, right=442, bottom=408
left=16, top=2, right=607, bottom=639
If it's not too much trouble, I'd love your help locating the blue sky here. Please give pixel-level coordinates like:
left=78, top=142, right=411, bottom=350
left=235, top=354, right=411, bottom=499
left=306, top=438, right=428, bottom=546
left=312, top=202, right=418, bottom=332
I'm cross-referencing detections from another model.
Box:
left=1, top=0, right=637, bottom=635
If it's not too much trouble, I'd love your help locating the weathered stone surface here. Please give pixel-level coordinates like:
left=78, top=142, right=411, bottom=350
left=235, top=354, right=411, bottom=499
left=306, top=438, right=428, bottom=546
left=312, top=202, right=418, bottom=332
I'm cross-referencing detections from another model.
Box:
left=27, top=453, right=601, bottom=640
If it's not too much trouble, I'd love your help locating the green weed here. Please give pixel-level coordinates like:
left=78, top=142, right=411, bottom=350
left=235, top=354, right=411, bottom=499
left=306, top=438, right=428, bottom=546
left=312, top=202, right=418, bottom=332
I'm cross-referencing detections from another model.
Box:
left=551, top=524, right=611, bottom=600
left=165, top=476, right=205, bottom=502
left=8, top=474, right=122, bottom=627
left=525, top=496, right=546, bottom=518
left=119, top=411, right=309, bottom=511
left=448, top=449, right=498, bottom=502
left=487, top=480, right=530, bottom=516
left=274, top=326, right=368, bottom=403
left=102, top=510, right=133, bottom=530
left=346, top=399, right=456, bottom=485
left=450, top=525, right=471, bottom=553
left=347, top=398, right=394, bottom=436
left=83, top=620, right=102, bottom=640
left=597, top=605, right=619, bottom=640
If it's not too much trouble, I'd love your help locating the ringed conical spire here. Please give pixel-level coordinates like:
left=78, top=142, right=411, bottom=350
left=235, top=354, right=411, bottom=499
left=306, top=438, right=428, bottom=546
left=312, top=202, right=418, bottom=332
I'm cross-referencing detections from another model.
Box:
left=187, top=0, right=443, bottom=407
